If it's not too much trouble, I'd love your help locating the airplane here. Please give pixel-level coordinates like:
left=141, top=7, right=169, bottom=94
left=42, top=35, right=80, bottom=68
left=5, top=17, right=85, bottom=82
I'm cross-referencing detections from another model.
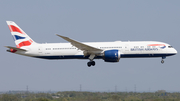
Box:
left=5, top=21, right=177, bottom=67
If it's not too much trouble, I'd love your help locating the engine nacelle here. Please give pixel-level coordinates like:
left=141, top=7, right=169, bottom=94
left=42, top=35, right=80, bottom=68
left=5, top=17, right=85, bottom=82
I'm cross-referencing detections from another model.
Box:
left=103, top=50, right=121, bottom=62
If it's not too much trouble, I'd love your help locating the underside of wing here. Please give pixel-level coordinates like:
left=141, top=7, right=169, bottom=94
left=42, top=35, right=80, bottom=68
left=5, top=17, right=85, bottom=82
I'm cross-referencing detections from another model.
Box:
left=56, top=34, right=103, bottom=52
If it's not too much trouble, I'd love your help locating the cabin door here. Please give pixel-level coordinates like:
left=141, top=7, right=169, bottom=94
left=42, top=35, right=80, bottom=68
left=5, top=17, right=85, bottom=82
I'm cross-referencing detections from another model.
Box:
left=38, top=46, right=43, bottom=54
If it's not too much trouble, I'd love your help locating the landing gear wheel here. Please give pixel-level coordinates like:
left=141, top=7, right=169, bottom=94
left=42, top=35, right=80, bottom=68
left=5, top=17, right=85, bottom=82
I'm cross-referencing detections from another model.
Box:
left=91, top=61, right=95, bottom=66
left=161, top=60, right=164, bottom=64
left=87, top=62, right=91, bottom=67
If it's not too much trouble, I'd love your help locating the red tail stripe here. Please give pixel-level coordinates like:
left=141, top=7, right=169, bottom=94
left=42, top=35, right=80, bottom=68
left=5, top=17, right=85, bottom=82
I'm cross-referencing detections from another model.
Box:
left=8, top=25, right=25, bottom=35
left=16, top=40, right=32, bottom=48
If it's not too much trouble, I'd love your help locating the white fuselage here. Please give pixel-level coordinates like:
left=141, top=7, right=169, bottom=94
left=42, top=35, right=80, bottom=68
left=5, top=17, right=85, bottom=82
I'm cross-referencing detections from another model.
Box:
left=14, top=41, right=177, bottom=60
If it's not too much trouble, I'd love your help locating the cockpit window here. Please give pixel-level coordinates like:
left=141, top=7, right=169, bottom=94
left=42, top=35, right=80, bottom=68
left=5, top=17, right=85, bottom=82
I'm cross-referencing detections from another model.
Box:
left=168, top=46, right=173, bottom=48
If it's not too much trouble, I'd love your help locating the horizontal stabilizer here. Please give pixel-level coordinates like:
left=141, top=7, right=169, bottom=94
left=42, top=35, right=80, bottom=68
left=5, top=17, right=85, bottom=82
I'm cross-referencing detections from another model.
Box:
left=5, top=46, right=27, bottom=51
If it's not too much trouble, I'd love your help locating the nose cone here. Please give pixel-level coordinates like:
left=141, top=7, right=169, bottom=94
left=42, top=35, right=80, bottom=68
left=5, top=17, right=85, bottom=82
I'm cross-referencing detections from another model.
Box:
left=173, top=48, right=177, bottom=54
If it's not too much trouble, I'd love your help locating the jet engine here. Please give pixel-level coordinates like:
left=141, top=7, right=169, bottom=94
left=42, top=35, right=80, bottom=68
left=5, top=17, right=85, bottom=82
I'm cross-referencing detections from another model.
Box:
left=103, top=50, right=121, bottom=62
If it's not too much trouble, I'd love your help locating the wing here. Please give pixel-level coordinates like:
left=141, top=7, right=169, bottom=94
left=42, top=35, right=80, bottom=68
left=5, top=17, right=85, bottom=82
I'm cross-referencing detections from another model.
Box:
left=5, top=46, right=27, bottom=51
left=56, top=34, right=102, bottom=52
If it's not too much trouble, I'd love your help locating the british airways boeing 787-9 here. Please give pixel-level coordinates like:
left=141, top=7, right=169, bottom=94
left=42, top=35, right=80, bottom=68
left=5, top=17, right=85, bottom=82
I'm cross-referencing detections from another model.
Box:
left=5, top=21, right=177, bottom=67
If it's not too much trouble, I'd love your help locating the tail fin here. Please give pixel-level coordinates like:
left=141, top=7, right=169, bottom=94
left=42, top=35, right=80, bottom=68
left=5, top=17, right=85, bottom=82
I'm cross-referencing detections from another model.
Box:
left=6, top=21, right=36, bottom=48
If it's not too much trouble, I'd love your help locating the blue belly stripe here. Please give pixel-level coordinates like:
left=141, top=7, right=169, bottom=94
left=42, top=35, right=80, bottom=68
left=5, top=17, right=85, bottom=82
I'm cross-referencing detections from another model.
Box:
left=33, top=53, right=176, bottom=60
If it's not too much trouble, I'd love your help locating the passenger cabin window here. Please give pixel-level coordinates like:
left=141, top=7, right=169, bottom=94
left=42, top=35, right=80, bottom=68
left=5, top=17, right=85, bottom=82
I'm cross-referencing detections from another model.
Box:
left=100, top=47, right=122, bottom=49
left=46, top=48, right=51, bottom=50
left=168, top=46, right=173, bottom=48
left=52, top=48, right=76, bottom=50
left=134, top=46, right=138, bottom=48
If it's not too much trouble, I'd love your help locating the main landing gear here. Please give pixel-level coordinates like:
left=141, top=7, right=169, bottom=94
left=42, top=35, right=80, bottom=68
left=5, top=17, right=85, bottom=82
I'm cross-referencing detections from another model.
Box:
left=87, top=54, right=96, bottom=67
left=87, top=61, right=95, bottom=67
left=161, top=56, right=166, bottom=64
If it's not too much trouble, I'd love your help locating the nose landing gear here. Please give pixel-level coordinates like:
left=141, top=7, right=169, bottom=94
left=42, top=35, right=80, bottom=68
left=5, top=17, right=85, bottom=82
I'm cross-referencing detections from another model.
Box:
left=161, top=60, right=164, bottom=64
left=161, top=56, right=166, bottom=64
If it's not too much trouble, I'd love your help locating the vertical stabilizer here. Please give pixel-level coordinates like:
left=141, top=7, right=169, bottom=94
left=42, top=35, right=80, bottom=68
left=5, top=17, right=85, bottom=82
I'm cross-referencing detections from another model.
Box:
left=6, top=21, right=36, bottom=48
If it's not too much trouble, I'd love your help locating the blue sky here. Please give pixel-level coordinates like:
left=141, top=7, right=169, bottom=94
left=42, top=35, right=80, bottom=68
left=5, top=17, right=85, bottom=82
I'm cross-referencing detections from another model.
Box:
left=0, top=0, right=180, bottom=92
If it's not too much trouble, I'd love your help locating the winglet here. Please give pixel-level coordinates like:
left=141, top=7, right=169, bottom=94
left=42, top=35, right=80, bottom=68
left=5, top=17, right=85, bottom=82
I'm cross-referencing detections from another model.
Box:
left=56, top=34, right=69, bottom=40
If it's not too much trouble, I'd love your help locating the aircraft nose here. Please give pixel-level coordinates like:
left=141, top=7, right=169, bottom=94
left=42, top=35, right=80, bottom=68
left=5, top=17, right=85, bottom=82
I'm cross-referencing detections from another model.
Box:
left=174, top=48, right=177, bottom=54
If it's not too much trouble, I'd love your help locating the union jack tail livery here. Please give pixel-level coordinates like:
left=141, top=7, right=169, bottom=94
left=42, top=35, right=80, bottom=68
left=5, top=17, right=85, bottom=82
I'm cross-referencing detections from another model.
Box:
left=6, top=21, right=36, bottom=48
